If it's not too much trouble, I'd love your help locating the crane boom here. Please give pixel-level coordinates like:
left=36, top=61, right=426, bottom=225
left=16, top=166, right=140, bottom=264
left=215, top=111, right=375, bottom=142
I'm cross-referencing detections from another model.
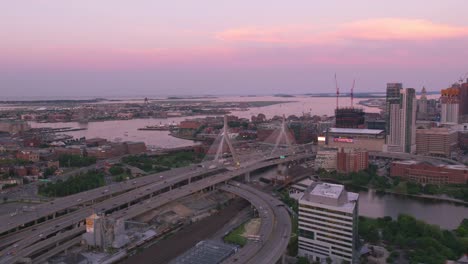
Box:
left=335, top=73, right=339, bottom=110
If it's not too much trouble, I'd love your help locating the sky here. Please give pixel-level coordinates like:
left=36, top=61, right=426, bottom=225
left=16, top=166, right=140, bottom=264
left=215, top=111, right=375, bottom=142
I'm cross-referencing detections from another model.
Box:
left=2, top=0, right=468, bottom=98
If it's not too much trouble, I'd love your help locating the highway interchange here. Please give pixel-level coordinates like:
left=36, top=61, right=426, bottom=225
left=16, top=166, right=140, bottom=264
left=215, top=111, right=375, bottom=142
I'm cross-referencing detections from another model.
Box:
left=0, top=152, right=312, bottom=264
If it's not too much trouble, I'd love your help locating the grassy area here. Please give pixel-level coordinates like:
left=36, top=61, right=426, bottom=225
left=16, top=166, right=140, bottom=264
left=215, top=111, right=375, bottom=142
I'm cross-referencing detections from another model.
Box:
left=122, top=152, right=204, bottom=173
left=38, top=170, right=104, bottom=197
left=359, top=215, right=468, bottom=264
left=223, top=223, right=247, bottom=247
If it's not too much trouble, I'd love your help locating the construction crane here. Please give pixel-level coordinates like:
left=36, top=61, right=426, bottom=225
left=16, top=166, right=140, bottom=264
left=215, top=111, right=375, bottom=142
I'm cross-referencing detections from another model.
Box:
left=350, top=79, right=355, bottom=108
left=335, top=73, right=339, bottom=110
left=459, top=72, right=468, bottom=84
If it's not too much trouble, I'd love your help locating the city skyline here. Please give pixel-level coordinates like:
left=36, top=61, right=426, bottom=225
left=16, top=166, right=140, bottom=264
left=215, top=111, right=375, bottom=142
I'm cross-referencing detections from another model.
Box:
left=2, top=0, right=468, bottom=97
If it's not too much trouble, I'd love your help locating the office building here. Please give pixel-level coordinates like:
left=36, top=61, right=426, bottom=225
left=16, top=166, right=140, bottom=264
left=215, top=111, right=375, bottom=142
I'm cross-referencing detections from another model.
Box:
left=416, top=128, right=458, bottom=157
left=385, top=87, right=416, bottom=153
left=337, top=148, right=369, bottom=174
left=440, top=86, right=460, bottom=124
left=417, top=87, right=428, bottom=120
left=385, top=83, right=402, bottom=133
left=298, top=183, right=359, bottom=263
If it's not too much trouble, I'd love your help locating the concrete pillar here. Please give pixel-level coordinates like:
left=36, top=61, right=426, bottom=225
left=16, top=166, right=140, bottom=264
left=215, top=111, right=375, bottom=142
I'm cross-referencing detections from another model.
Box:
left=245, top=172, right=250, bottom=183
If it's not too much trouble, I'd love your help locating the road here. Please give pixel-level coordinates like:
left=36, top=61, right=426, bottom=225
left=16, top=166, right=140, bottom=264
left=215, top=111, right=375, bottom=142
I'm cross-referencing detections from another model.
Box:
left=0, top=153, right=311, bottom=263
left=219, top=182, right=291, bottom=264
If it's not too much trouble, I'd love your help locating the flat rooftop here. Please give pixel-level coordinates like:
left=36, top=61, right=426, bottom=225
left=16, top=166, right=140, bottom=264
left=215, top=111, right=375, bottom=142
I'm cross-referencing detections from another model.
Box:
left=328, top=128, right=384, bottom=135
left=301, top=182, right=358, bottom=210
left=310, top=183, right=344, bottom=199
left=171, top=240, right=237, bottom=264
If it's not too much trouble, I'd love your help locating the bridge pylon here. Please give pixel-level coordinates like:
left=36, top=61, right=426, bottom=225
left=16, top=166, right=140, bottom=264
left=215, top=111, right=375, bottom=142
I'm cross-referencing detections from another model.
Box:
left=270, top=115, right=294, bottom=156
left=211, top=115, right=240, bottom=167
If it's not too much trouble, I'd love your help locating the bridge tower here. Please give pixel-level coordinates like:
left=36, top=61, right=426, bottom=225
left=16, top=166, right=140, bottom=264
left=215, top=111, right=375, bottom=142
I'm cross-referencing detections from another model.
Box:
left=213, top=115, right=240, bottom=166
left=270, top=115, right=294, bottom=156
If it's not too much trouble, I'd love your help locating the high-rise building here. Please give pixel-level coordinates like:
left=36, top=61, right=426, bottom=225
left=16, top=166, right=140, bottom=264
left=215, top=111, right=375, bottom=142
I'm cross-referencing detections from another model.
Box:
left=385, top=83, right=402, bottom=133
left=298, top=183, right=359, bottom=263
left=417, top=87, right=428, bottom=120
left=440, top=86, right=460, bottom=124
left=385, top=86, right=416, bottom=153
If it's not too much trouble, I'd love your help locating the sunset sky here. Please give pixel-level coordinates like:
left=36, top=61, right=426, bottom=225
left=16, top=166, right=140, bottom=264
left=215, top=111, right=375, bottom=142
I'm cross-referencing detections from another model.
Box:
left=2, top=0, right=468, bottom=97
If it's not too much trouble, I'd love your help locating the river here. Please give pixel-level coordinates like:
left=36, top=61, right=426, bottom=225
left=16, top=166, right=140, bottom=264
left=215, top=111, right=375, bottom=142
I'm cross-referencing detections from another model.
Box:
left=357, top=190, right=468, bottom=229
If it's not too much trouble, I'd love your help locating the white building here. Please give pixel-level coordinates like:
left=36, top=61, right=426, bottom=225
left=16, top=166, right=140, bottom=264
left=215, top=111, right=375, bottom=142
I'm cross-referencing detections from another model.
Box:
left=298, top=183, right=359, bottom=263
left=385, top=88, right=416, bottom=153
left=315, top=149, right=337, bottom=171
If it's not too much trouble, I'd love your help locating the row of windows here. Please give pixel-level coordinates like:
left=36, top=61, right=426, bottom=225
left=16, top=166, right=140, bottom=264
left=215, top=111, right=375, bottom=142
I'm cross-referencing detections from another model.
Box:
left=299, top=239, right=329, bottom=249
left=332, top=246, right=352, bottom=254
left=299, top=218, right=353, bottom=236
left=316, top=231, right=353, bottom=244
left=316, top=237, right=352, bottom=249
left=331, top=250, right=352, bottom=260
left=299, top=245, right=329, bottom=255
left=299, top=212, right=353, bottom=228
left=299, top=207, right=353, bottom=224
left=298, top=228, right=314, bottom=240
left=300, top=204, right=354, bottom=218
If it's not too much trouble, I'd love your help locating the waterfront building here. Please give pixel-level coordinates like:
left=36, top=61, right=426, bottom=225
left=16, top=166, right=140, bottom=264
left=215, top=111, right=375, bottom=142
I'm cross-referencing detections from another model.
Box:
left=336, top=148, right=369, bottom=174
left=320, top=128, right=385, bottom=152
left=385, top=87, right=416, bottom=153
left=416, top=127, right=458, bottom=158
left=298, top=182, right=359, bottom=263
left=390, top=160, right=468, bottom=185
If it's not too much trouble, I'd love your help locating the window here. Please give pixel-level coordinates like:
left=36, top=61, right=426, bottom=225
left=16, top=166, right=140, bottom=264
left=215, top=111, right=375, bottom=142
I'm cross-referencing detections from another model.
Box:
left=299, top=229, right=315, bottom=239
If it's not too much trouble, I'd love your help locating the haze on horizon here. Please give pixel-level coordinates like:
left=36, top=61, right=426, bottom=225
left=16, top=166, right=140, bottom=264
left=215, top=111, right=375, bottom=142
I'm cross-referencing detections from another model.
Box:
left=1, top=0, right=468, bottom=98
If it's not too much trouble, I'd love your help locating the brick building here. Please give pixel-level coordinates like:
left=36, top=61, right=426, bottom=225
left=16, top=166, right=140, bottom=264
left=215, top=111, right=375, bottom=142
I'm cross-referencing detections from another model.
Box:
left=16, top=150, right=40, bottom=162
left=390, top=160, right=468, bottom=185
left=336, top=148, right=369, bottom=174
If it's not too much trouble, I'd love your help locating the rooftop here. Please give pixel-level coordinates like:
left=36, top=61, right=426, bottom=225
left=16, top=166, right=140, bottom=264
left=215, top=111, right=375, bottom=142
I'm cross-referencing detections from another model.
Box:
left=301, top=182, right=359, bottom=210
left=310, top=183, right=344, bottom=199
left=328, top=128, right=384, bottom=135
left=171, top=240, right=237, bottom=264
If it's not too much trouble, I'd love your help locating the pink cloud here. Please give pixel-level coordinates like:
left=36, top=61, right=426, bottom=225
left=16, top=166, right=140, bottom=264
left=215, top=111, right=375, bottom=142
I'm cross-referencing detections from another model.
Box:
left=340, top=18, right=468, bottom=41
left=215, top=18, right=468, bottom=44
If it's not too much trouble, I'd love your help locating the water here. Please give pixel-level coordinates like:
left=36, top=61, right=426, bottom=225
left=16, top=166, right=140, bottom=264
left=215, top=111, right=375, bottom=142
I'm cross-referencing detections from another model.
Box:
left=358, top=190, right=468, bottom=229
left=29, top=96, right=379, bottom=148
left=29, top=117, right=197, bottom=149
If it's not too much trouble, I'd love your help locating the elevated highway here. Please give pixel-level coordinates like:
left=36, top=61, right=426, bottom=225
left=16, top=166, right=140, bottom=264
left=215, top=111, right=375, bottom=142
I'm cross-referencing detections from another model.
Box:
left=219, top=182, right=291, bottom=264
left=369, top=151, right=462, bottom=165
left=0, top=153, right=312, bottom=263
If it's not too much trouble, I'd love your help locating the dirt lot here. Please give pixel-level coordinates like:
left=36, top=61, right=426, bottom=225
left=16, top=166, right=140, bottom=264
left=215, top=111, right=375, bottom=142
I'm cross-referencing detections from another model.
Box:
left=122, top=198, right=249, bottom=264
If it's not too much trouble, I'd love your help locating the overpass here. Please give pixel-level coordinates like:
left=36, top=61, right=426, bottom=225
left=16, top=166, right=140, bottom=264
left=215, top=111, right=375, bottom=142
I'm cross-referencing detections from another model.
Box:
left=219, top=182, right=291, bottom=264
left=0, top=153, right=312, bottom=264
left=369, top=151, right=462, bottom=165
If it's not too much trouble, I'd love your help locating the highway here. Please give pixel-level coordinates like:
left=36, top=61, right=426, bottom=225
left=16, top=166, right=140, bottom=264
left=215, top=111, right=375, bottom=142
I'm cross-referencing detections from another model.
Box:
left=0, top=163, right=225, bottom=237
left=219, top=182, right=291, bottom=264
left=369, top=151, right=463, bottom=165
left=0, top=153, right=312, bottom=263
